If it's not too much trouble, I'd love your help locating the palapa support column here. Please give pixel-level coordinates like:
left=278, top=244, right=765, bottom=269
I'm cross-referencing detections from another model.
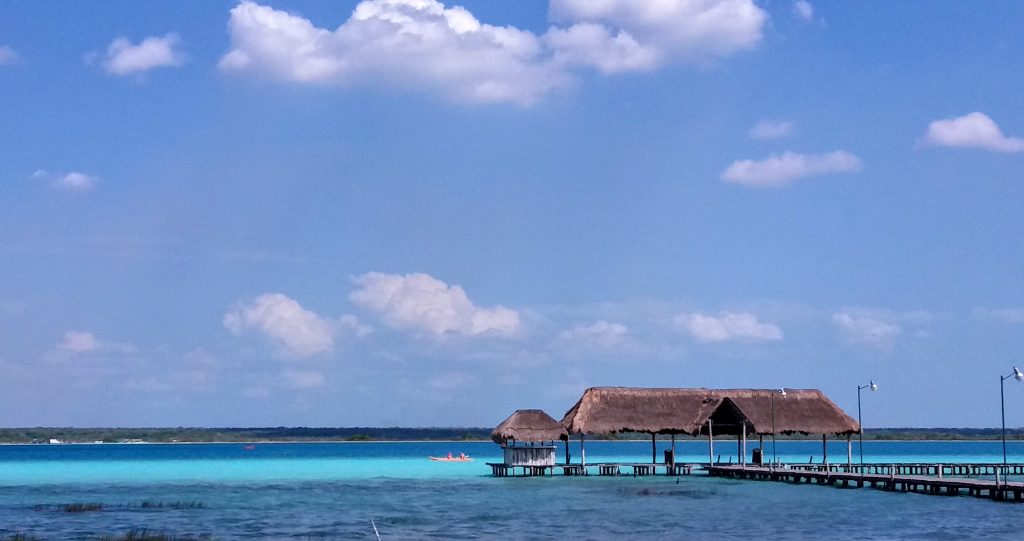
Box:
left=846, top=434, right=852, bottom=471
left=580, top=433, right=586, bottom=467
left=822, top=434, right=828, bottom=465
left=707, top=419, right=714, bottom=466
left=671, top=433, right=676, bottom=460
left=651, top=433, right=657, bottom=464
left=565, top=438, right=570, bottom=465
left=741, top=423, right=747, bottom=467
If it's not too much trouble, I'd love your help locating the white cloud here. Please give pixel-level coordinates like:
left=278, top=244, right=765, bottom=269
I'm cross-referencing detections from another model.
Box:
left=0, top=45, right=19, bottom=65
left=676, top=312, right=783, bottom=343
left=559, top=320, right=628, bottom=348
left=220, top=0, right=568, bottom=105
left=720, top=150, right=862, bottom=187
left=33, top=170, right=98, bottom=192
left=282, top=369, right=325, bottom=389
left=59, top=331, right=98, bottom=353
left=749, top=119, right=794, bottom=140
left=544, top=22, right=658, bottom=74
left=102, top=33, right=185, bottom=76
left=219, top=0, right=768, bottom=105
left=793, top=1, right=814, bottom=21
left=224, top=293, right=335, bottom=357
left=920, top=112, right=1024, bottom=153
left=549, top=0, right=767, bottom=65
left=57, top=330, right=134, bottom=354
left=350, top=272, right=520, bottom=337
left=832, top=313, right=902, bottom=347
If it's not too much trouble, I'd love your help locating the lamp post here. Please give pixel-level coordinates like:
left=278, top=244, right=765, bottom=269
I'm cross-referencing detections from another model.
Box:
left=1000, top=367, right=1024, bottom=472
left=771, top=388, right=787, bottom=465
left=857, top=380, right=877, bottom=465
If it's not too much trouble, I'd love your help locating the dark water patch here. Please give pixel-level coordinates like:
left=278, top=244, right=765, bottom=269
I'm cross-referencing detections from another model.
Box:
left=137, top=501, right=204, bottom=510
left=5, top=534, right=43, bottom=541
left=99, top=530, right=210, bottom=541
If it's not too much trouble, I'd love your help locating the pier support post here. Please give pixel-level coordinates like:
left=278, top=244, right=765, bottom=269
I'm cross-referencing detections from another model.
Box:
left=846, top=434, right=852, bottom=471
left=580, top=434, right=586, bottom=467
left=822, top=434, right=828, bottom=466
left=707, top=419, right=714, bottom=466
left=741, top=423, right=747, bottom=467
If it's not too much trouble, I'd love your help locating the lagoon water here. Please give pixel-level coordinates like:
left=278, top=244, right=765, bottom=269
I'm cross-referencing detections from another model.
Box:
left=1, top=440, right=1023, bottom=539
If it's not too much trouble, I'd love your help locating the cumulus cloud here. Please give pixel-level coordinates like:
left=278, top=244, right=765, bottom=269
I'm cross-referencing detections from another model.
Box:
left=549, top=0, right=767, bottom=65
left=832, top=313, right=902, bottom=347
left=559, top=320, right=628, bottom=348
left=0, top=45, right=19, bottom=65
left=350, top=272, right=520, bottom=337
left=219, top=0, right=767, bottom=104
left=57, top=330, right=134, bottom=354
left=920, top=112, right=1024, bottom=153
left=32, top=170, right=98, bottom=192
left=749, top=119, right=794, bottom=140
left=224, top=293, right=335, bottom=357
left=793, top=1, right=814, bottom=21
left=544, top=22, right=658, bottom=74
left=720, top=150, right=862, bottom=187
left=220, top=0, right=568, bottom=105
left=102, top=33, right=185, bottom=76
left=676, top=312, right=783, bottom=343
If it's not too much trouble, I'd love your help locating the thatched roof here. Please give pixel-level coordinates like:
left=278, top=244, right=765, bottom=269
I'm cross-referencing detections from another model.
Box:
left=560, top=387, right=721, bottom=435
left=711, top=388, right=860, bottom=436
left=560, top=387, right=859, bottom=437
left=491, top=409, right=567, bottom=445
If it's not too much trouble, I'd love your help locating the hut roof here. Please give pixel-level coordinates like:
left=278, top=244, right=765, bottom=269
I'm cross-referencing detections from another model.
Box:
left=560, top=387, right=859, bottom=436
left=712, top=388, right=860, bottom=436
left=559, top=387, right=721, bottom=435
left=491, top=409, right=567, bottom=445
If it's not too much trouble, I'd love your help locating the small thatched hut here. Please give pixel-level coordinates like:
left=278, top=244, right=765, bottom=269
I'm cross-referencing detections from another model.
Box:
left=491, top=409, right=567, bottom=445
left=491, top=409, right=566, bottom=467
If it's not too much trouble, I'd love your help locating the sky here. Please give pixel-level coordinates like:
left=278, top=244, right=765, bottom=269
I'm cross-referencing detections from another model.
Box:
left=1, top=0, right=1023, bottom=429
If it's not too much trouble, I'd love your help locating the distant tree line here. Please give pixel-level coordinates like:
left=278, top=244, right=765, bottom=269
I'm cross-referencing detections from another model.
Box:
left=0, top=427, right=494, bottom=444
left=1, top=426, right=1023, bottom=444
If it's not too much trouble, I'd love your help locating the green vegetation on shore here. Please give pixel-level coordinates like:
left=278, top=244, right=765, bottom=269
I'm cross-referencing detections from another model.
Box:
left=1, top=427, right=1023, bottom=444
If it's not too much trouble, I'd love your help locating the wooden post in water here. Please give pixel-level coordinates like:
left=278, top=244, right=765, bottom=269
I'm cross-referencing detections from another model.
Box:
left=822, top=434, right=828, bottom=465
left=671, top=433, right=676, bottom=460
left=565, top=438, right=570, bottom=465
left=707, top=419, right=714, bottom=465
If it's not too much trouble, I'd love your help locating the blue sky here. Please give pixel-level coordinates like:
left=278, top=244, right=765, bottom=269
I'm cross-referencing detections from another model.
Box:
left=1, top=0, right=1023, bottom=428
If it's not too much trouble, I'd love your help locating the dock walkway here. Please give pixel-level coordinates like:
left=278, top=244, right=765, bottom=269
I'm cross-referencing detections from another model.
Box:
left=487, top=462, right=694, bottom=477
left=707, top=464, right=1024, bottom=502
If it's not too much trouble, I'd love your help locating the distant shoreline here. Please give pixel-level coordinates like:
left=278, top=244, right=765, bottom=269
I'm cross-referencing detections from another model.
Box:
left=2, top=426, right=1024, bottom=445
left=1, top=438, right=1021, bottom=446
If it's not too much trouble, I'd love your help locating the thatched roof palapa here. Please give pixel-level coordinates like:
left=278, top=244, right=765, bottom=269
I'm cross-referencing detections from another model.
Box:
left=560, top=387, right=859, bottom=437
left=560, top=387, right=721, bottom=436
left=711, top=388, right=859, bottom=436
left=491, top=409, right=567, bottom=445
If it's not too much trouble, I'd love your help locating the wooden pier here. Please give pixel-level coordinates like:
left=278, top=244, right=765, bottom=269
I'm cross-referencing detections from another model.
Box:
left=787, top=462, right=1024, bottom=476
left=707, top=464, right=1024, bottom=502
left=487, top=462, right=694, bottom=477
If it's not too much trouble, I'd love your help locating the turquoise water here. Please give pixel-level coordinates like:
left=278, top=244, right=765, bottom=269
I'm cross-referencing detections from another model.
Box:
left=1, top=440, right=1023, bottom=539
